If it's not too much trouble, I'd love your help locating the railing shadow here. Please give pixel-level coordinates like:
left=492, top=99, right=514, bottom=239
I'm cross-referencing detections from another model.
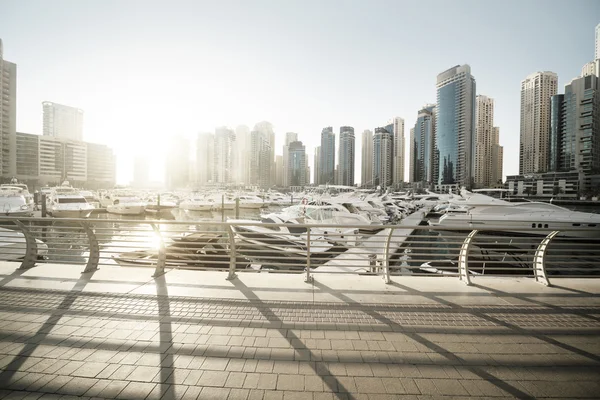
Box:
left=231, top=278, right=356, bottom=399
left=0, top=269, right=97, bottom=391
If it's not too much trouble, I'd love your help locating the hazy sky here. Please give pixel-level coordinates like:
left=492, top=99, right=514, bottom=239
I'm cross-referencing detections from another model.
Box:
left=1, top=0, right=599, bottom=184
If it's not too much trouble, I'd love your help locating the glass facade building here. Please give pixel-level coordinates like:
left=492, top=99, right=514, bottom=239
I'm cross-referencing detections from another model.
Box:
left=549, top=94, right=565, bottom=171
left=319, top=127, right=335, bottom=184
left=411, top=105, right=436, bottom=185
left=435, top=65, right=476, bottom=189
left=372, top=127, right=393, bottom=188
left=338, top=126, right=355, bottom=186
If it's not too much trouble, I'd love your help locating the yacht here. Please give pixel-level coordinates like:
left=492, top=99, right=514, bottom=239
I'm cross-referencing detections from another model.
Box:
left=146, top=193, right=179, bottom=214
left=105, top=190, right=147, bottom=215
left=229, top=214, right=349, bottom=270
left=79, top=190, right=101, bottom=209
left=429, top=201, right=600, bottom=239
left=0, top=191, right=34, bottom=217
left=0, top=180, right=34, bottom=206
left=237, top=194, right=267, bottom=209
left=46, top=183, right=95, bottom=218
left=179, top=194, right=214, bottom=211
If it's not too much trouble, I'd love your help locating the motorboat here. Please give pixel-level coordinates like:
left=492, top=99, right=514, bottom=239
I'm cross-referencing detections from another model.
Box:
left=229, top=214, right=349, bottom=270
left=0, top=179, right=34, bottom=206
left=179, top=195, right=214, bottom=212
left=429, top=201, right=600, bottom=239
left=79, top=190, right=101, bottom=209
left=146, top=193, right=179, bottom=214
left=0, top=227, right=48, bottom=261
left=112, top=232, right=250, bottom=269
left=46, top=184, right=95, bottom=218
left=105, top=190, right=147, bottom=215
left=282, top=200, right=379, bottom=231
left=209, top=193, right=236, bottom=211
left=0, top=191, right=34, bottom=217
left=237, top=194, right=267, bottom=209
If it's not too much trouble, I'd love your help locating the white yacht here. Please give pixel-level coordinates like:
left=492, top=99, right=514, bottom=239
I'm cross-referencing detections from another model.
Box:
left=105, top=190, right=147, bottom=215
left=237, top=195, right=267, bottom=209
left=0, top=191, right=34, bottom=217
left=179, top=194, right=214, bottom=211
left=0, top=180, right=34, bottom=206
left=46, top=184, right=95, bottom=218
left=429, top=201, right=600, bottom=239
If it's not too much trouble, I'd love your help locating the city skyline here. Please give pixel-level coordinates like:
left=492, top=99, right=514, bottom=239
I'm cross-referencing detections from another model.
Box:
left=1, top=1, right=599, bottom=185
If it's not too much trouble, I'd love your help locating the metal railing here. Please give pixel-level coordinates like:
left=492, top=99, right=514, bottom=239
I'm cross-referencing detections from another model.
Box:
left=0, top=216, right=599, bottom=286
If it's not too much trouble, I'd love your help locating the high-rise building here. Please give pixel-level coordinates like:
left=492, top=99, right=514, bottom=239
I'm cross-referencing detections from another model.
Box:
left=314, top=146, right=321, bottom=185
left=319, top=127, right=335, bottom=184
left=0, top=39, right=17, bottom=179
left=474, top=96, right=503, bottom=187
left=338, top=126, right=355, bottom=186
left=86, top=142, right=116, bottom=189
left=492, top=127, right=503, bottom=186
left=282, top=132, right=298, bottom=187
left=436, top=64, right=476, bottom=189
left=519, top=71, right=558, bottom=175
left=361, top=130, right=373, bottom=187
left=372, top=127, right=394, bottom=188
left=288, top=141, right=306, bottom=187
left=275, top=155, right=284, bottom=186
left=390, top=117, right=405, bottom=186
left=15, top=132, right=39, bottom=180
left=213, top=127, right=235, bottom=184
left=42, top=101, right=84, bottom=141
left=410, top=105, right=436, bottom=186
left=232, top=125, right=250, bottom=185
left=196, top=132, right=214, bottom=185
left=253, top=121, right=275, bottom=186
left=249, top=128, right=272, bottom=188
left=550, top=74, right=600, bottom=175
left=165, top=135, right=190, bottom=189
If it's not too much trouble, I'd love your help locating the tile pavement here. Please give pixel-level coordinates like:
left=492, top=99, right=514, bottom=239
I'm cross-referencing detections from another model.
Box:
left=0, top=264, right=599, bottom=399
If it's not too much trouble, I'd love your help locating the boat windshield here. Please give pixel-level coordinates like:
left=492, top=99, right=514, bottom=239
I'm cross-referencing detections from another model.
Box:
left=58, top=198, right=88, bottom=204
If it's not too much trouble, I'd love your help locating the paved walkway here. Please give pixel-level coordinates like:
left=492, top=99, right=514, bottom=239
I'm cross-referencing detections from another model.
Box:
left=0, top=261, right=599, bottom=399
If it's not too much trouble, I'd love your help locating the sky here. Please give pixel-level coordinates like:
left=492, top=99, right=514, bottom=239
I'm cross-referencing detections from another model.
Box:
left=1, top=0, right=599, bottom=185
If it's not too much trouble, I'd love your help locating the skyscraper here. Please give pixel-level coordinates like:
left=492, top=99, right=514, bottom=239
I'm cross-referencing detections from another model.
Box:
left=550, top=74, right=600, bottom=175
left=361, top=130, right=373, bottom=187
left=475, top=96, right=503, bottom=187
left=283, top=132, right=298, bottom=187
left=596, top=22, right=600, bottom=61
left=0, top=39, right=17, bottom=179
left=372, top=127, right=394, bottom=188
left=288, top=141, right=306, bottom=187
left=214, top=127, right=235, bottom=184
left=338, top=126, right=355, bottom=186
left=410, top=105, right=436, bottom=186
left=390, top=117, right=405, bottom=186
left=253, top=121, right=275, bottom=186
left=314, top=146, right=320, bottom=185
left=319, top=127, right=335, bottom=184
left=232, top=125, right=250, bottom=185
left=249, top=128, right=272, bottom=188
left=519, top=71, right=558, bottom=175
left=436, top=64, right=476, bottom=189
left=196, top=132, right=214, bottom=185
left=42, top=101, right=84, bottom=141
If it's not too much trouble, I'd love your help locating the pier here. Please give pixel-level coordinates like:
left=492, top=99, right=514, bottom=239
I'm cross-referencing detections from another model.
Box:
left=0, top=260, right=599, bottom=399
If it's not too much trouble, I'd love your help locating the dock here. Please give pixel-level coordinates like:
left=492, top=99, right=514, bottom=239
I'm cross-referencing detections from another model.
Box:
left=320, top=211, right=426, bottom=272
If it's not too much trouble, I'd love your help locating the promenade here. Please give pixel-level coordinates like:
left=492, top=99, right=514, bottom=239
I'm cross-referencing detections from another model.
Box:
left=0, top=261, right=599, bottom=399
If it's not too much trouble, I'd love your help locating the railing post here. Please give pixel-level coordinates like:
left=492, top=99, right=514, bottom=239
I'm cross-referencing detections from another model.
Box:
left=227, top=224, right=237, bottom=281
left=533, top=231, right=558, bottom=286
left=383, top=227, right=394, bottom=284
left=80, top=222, right=99, bottom=273
left=151, top=224, right=166, bottom=277
left=15, top=221, right=38, bottom=270
left=458, top=230, right=478, bottom=286
left=305, top=228, right=313, bottom=283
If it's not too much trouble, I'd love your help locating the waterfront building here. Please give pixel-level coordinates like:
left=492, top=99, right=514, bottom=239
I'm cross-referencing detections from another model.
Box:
left=253, top=121, right=275, bottom=186
left=196, top=132, right=214, bottom=185
left=475, top=96, right=503, bottom=187
left=550, top=74, right=600, bottom=177
left=319, top=127, right=335, bottom=185
left=275, top=155, right=283, bottom=186
left=288, top=141, right=306, bottom=187
left=0, top=39, right=17, bottom=179
left=410, top=105, right=436, bottom=187
left=16, top=132, right=39, bottom=181
left=338, top=126, right=355, bottom=186
left=361, top=129, right=373, bottom=187
left=165, top=135, right=190, bottom=190
left=436, top=64, right=476, bottom=190
left=390, top=117, right=405, bottom=186
left=86, top=142, right=116, bottom=189
left=372, top=127, right=394, bottom=188
left=596, top=22, right=600, bottom=60
left=232, top=125, right=250, bottom=185
left=519, top=71, right=558, bottom=175
left=42, top=101, right=84, bottom=142
left=249, top=128, right=272, bottom=188
left=282, top=132, right=298, bottom=187
left=213, top=127, right=235, bottom=184
left=314, top=146, right=321, bottom=185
